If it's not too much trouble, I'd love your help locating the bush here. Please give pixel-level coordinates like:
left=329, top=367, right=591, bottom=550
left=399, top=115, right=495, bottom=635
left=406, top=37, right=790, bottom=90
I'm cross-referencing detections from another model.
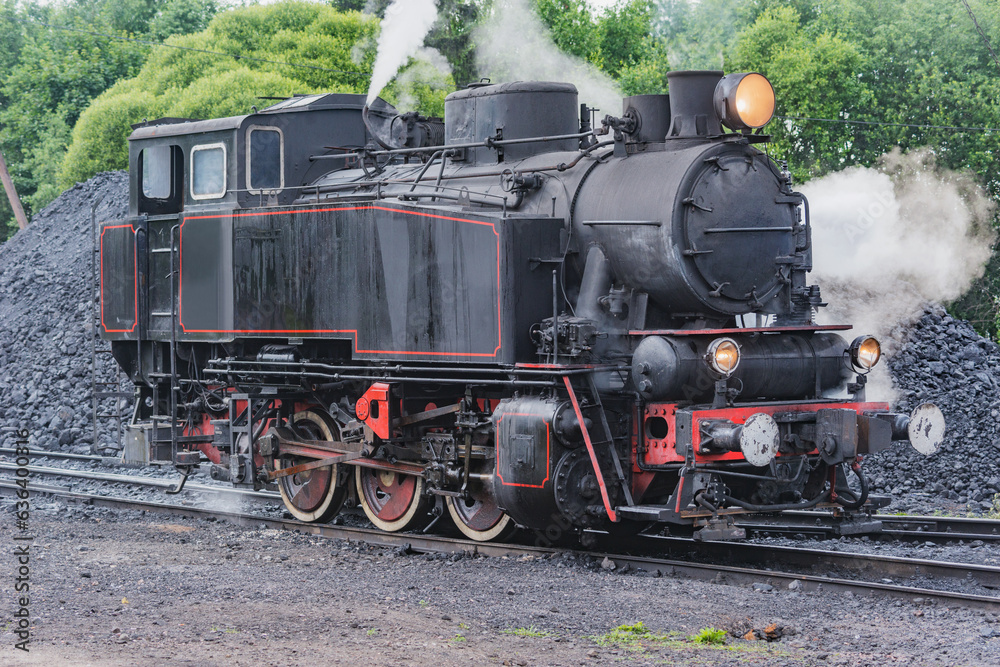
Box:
left=59, top=84, right=165, bottom=186
left=59, top=0, right=453, bottom=186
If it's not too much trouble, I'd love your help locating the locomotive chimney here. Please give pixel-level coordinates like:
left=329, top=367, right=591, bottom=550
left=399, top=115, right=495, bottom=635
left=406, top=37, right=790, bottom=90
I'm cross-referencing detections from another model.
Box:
left=666, top=70, right=724, bottom=138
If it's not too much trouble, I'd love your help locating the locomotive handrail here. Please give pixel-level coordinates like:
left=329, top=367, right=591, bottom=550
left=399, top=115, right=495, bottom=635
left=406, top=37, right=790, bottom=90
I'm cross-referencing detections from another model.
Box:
left=627, top=324, right=853, bottom=336
left=203, top=367, right=560, bottom=388
left=794, top=191, right=812, bottom=252
left=205, top=358, right=612, bottom=376
left=356, top=130, right=599, bottom=158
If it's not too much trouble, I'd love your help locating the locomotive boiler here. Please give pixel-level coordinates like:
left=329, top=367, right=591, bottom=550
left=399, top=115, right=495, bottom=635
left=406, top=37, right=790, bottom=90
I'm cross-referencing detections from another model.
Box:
left=99, top=69, right=945, bottom=541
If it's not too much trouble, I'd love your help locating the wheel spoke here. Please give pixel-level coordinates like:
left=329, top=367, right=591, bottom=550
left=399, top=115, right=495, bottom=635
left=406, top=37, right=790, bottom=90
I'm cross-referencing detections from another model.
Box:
left=445, top=478, right=514, bottom=542
left=356, top=466, right=428, bottom=532
left=274, top=410, right=346, bottom=523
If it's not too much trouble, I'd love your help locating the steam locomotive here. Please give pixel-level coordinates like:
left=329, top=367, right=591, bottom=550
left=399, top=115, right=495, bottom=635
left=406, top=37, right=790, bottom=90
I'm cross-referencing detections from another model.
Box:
left=100, top=69, right=945, bottom=542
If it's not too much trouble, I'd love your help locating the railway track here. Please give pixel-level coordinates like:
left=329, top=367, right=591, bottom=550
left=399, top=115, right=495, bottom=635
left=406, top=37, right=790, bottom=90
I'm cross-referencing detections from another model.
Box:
left=0, top=462, right=280, bottom=502
left=8, top=453, right=998, bottom=544
left=1, top=467, right=998, bottom=610
left=0, top=447, right=106, bottom=462
left=738, top=510, right=1000, bottom=544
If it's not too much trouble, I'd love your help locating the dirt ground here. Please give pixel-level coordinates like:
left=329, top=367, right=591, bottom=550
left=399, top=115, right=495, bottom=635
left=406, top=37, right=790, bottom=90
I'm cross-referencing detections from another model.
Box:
left=2, top=501, right=1000, bottom=666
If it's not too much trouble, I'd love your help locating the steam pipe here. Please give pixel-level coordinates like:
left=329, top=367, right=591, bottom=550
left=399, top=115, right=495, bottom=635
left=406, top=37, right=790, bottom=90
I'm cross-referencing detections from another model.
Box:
left=576, top=246, right=612, bottom=321
left=721, top=487, right=830, bottom=512
left=362, top=105, right=395, bottom=150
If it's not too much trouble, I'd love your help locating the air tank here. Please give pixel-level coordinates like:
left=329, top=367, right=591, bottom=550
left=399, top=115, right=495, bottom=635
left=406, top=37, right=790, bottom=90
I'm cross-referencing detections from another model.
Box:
left=444, top=81, right=579, bottom=164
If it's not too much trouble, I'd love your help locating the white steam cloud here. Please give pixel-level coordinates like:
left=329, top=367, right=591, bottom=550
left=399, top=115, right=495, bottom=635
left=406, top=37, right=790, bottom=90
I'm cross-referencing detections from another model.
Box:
left=804, top=148, right=995, bottom=339
left=366, top=0, right=439, bottom=106
left=802, top=149, right=996, bottom=401
left=393, top=46, right=453, bottom=112
left=474, top=0, right=622, bottom=114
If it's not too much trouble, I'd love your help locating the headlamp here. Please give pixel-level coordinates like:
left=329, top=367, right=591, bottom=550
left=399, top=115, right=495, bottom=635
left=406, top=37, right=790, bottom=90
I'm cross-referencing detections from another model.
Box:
left=849, top=335, right=881, bottom=373
left=706, top=337, right=740, bottom=376
left=714, top=72, right=776, bottom=131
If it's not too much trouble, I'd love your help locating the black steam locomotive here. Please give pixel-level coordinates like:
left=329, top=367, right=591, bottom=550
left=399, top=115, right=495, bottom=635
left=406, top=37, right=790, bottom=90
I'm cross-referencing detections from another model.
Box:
left=100, top=69, right=944, bottom=541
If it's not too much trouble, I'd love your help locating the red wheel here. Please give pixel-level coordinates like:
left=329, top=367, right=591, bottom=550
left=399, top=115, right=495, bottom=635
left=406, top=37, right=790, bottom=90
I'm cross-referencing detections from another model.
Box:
left=275, top=411, right=346, bottom=523
left=445, top=483, right=515, bottom=542
left=355, top=467, right=429, bottom=532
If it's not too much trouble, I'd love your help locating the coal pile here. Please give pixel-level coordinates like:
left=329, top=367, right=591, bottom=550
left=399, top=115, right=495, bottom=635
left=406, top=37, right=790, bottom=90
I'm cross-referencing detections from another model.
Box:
left=865, top=305, right=1000, bottom=513
left=0, top=172, right=130, bottom=453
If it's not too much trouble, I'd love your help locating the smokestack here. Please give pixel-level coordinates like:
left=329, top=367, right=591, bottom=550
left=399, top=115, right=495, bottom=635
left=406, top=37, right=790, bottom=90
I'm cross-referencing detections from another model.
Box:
left=666, top=70, right=723, bottom=138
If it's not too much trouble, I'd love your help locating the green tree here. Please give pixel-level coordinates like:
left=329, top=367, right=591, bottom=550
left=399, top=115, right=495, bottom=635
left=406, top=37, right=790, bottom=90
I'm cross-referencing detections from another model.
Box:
left=149, top=0, right=219, bottom=41
left=0, top=0, right=218, bottom=239
left=0, top=1, right=149, bottom=233
left=727, top=5, right=870, bottom=179
left=426, top=0, right=485, bottom=88
left=59, top=1, right=455, bottom=185
left=534, top=0, right=670, bottom=94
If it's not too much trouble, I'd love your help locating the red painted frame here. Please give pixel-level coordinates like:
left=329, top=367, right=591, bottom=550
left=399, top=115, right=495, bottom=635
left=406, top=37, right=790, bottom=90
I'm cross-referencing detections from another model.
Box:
left=639, top=401, right=892, bottom=467
left=99, top=223, right=138, bottom=333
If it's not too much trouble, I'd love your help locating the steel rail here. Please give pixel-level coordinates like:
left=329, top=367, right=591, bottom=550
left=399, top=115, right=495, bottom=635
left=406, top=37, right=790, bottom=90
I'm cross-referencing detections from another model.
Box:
left=735, top=510, right=1000, bottom=543
left=0, top=447, right=104, bottom=462
left=0, top=463, right=279, bottom=501
left=1, top=481, right=997, bottom=610
left=879, top=514, right=1000, bottom=539
left=631, top=533, right=1000, bottom=589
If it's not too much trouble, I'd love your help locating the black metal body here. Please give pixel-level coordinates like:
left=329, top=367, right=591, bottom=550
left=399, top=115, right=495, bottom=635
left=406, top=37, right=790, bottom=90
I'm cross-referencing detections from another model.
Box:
left=97, top=73, right=938, bottom=540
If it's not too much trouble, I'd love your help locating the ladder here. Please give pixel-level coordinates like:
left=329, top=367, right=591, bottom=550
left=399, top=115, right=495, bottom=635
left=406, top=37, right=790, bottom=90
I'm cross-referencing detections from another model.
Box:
left=90, top=205, right=129, bottom=455
left=561, top=374, right=634, bottom=522
left=144, top=222, right=188, bottom=466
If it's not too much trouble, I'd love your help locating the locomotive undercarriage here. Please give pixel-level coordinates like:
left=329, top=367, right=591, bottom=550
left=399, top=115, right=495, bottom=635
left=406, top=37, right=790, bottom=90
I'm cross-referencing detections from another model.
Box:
left=114, top=336, right=919, bottom=543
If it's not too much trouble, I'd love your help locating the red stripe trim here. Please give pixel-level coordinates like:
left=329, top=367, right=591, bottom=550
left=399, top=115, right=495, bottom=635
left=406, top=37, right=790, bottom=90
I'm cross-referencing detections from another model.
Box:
left=562, top=376, right=618, bottom=522
left=100, top=224, right=138, bottom=333
left=179, top=204, right=502, bottom=358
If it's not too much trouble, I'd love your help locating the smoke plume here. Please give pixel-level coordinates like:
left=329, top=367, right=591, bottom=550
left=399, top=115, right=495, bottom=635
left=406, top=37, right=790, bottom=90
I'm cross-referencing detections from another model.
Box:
left=474, top=0, right=622, bottom=114
left=804, top=148, right=995, bottom=338
left=802, top=149, right=996, bottom=400
left=393, top=46, right=453, bottom=112
left=366, top=0, right=439, bottom=106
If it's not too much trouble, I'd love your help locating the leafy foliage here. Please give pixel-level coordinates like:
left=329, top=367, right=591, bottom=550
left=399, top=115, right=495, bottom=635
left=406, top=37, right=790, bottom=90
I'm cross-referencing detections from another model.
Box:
left=536, top=0, right=670, bottom=94
left=59, top=1, right=456, bottom=187
left=0, top=0, right=218, bottom=237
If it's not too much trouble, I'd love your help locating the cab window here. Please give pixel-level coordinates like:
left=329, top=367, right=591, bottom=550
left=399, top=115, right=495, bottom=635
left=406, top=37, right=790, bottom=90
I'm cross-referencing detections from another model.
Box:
left=247, top=127, right=283, bottom=193
left=191, top=143, right=227, bottom=199
left=138, top=145, right=183, bottom=215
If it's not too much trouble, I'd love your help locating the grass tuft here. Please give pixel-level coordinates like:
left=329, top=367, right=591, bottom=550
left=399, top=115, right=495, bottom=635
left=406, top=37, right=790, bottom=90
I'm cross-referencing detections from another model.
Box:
left=501, top=625, right=554, bottom=638
left=690, top=627, right=727, bottom=645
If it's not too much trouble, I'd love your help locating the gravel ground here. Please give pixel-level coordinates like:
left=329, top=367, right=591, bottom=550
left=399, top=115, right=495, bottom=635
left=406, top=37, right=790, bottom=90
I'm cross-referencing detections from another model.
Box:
left=2, top=500, right=1000, bottom=667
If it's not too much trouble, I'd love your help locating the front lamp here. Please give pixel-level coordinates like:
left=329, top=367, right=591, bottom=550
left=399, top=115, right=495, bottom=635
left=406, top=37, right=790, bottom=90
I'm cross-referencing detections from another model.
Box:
left=706, top=337, right=741, bottom=376
left=849, top=335, right=881, bottom=373
left=714, top=72, right=776, bottom=131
